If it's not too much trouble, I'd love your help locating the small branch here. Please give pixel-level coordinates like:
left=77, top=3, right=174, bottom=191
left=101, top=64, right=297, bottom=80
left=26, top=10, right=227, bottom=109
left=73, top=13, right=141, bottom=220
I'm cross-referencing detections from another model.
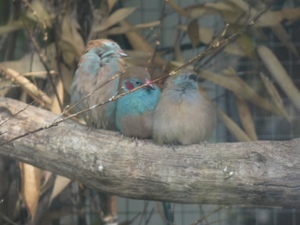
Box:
left=22, top=70, right=58, bottom=77
left=0, top=210, right=19, bottom=225
left=191, top=206, right=223, bottom=225
left=147, top=2, right=166, bottom=66
left=0, top=99, right=35, bottom=127
left=22, top=20, right=63, bottom=111
left=0, top=66, right=52, bottom=107
left=22, top=0, right=47, bottom=36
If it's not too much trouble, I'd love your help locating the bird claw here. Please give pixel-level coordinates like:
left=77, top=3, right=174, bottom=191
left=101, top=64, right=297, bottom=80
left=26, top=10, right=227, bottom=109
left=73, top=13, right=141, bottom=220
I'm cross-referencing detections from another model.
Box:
left=200, top=140, right=208, bottom=147
left=130, top=137, right=144, bottom=147
left=116, top=133, right=124, bottom=142
left=113, top=133, right=124, bottom=149
left=167, top=142, right=178, bottom=151
left=132, top=137, right=139, bottom=146
left=86, top=126, right=95, bottom=133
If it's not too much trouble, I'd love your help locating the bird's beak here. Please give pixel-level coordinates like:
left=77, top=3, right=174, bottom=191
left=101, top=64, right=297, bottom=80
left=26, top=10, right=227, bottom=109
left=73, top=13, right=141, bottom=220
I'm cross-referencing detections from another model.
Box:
left=118, top=50, right=129, bottom=57
left=143, top=79, right=155, bottom=90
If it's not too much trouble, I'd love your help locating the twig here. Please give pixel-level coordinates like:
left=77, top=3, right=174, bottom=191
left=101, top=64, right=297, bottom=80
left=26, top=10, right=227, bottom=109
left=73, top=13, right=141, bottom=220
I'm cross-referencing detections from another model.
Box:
left=138, top=201, right=149, bottom=225
left=22, top=21, right=63, bottom=111
left=0, top=100, right=36, bottom=127
left=22, top=0, right=48, bottom=41
left=171, top=5, right=269, bottom=73
left=0, top=211, right=19, bottom=225
left=120, top=212, right=142, bottom=225
left=203, top=219, right=224, bottom=225
left=199, top=205, right=210, bottom=225
left=148, top=2, right=166, bottom=66
left=145, top=207, right=155, bottom=225
left=0, top=66, right=52, bottom=107
left=194, top=22, right=229, bottom=71
left=194, top=3, right=251, bottom=71
left=53, top=3, right=65, bottom=86
left=22, top=70, right=58, bottom=77
left=190, top=206, right=223, bottom=225
left=163, top=5, right=192, bottom=62
left=157, top=42, right=206, bottom=55
left=0, top=84, right=19, bottom=91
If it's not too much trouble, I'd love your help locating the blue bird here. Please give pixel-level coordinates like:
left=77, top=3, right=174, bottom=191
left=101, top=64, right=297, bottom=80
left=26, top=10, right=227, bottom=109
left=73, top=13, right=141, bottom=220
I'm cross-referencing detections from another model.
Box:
left=116, top=69, right=161, bottom=138
left=71, top=39, right=127, bottom=130
left=153, top=71, right=216, bottom=145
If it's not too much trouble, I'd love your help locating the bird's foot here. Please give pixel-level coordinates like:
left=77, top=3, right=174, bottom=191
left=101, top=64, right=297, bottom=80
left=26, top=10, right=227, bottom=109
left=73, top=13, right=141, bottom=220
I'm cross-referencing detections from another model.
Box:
left=131, top=137, right=144, bottom=147
left=200, top=140, right=208, bottom=147
left=86, top=126, right=95, bottom=133
left=113, top=133, right=124, bottom=149
left=167, top=142, right=179, bottom=152
left=116, top=133, right=125, bottom=142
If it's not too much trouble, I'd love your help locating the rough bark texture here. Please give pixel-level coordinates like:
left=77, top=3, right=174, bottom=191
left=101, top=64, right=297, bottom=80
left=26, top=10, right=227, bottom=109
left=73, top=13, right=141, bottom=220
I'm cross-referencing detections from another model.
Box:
left=0, top=97, right=299, bottom=207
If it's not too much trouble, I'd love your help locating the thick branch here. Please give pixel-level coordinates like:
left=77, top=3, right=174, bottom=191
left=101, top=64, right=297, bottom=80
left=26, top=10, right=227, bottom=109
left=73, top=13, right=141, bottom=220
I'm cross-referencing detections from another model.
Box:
left=0, top=97, right=299, bottom=207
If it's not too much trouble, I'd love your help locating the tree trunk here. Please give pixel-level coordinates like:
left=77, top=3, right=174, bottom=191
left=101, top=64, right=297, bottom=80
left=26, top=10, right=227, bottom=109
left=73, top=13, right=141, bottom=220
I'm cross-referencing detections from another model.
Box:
left=0, top=97, right=299, bottom=207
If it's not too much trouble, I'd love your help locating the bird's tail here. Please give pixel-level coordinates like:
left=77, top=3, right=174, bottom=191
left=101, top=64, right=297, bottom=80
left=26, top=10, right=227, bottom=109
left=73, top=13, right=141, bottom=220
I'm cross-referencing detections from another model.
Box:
left=162, top=202, right=174, bottom=225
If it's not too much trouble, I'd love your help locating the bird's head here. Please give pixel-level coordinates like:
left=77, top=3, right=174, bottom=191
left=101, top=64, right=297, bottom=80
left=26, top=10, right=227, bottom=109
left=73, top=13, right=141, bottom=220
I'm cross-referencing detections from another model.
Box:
left=166, top=72, right=199, bottom=90
left=122, top=78, right=156, bottom=92
left=83, top=39, right=128, bottom=58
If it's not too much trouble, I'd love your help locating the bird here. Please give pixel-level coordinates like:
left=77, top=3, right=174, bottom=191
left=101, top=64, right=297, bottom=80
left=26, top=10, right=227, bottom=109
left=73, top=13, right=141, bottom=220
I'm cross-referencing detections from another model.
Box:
left=115, top=67, right=161, bottom=138
left=153, top=70, right=216, bottom=145
left=70, top=39, right=127, bottom=130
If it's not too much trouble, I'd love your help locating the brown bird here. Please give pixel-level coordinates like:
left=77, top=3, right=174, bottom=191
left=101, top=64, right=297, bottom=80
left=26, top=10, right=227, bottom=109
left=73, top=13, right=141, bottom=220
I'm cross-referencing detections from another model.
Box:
left=153, top=71, right=216, bottom=145
left=71, top=39, right=127, bottom=130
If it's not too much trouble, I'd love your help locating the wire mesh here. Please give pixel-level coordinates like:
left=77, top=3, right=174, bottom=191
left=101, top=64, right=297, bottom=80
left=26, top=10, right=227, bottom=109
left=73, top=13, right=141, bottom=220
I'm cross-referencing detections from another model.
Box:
left=115, top=0, right=300, bottom=224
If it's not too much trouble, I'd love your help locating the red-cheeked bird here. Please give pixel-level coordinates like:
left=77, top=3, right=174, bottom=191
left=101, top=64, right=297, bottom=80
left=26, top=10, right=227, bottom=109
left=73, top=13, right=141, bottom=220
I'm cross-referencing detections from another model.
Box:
left=115, top=67, right=161, bottom=138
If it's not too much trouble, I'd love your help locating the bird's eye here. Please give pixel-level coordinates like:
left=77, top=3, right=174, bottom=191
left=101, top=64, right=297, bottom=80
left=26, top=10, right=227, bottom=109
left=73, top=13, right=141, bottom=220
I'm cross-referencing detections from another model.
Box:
left=135, top=81, right=141, bottom=85
left=182, top=75, right=188, bottom=80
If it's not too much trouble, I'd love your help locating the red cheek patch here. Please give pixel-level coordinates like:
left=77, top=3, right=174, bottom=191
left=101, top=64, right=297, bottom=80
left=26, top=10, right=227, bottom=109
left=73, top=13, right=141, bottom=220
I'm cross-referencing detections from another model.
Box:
left=125, top=81, right=135, bottom=90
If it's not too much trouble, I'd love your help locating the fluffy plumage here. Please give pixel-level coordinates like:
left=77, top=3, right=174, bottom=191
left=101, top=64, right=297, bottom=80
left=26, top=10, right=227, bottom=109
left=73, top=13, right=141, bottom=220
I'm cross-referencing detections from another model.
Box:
left=71, top=39, right=127, bottom=130
left=116, top=69, right=161, bottom=138
left=153, top=71, right=216, bottom=145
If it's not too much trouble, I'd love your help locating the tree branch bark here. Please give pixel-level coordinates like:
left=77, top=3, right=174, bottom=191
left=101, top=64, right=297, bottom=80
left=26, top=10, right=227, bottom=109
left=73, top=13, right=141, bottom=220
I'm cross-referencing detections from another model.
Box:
left=0, top=97, right=299, bottom=207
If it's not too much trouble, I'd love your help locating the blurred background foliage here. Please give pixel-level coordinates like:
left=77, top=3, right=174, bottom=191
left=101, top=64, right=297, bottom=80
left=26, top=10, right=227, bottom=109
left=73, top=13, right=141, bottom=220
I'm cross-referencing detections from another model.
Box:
left=0, top=0, right=300, bottom=224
